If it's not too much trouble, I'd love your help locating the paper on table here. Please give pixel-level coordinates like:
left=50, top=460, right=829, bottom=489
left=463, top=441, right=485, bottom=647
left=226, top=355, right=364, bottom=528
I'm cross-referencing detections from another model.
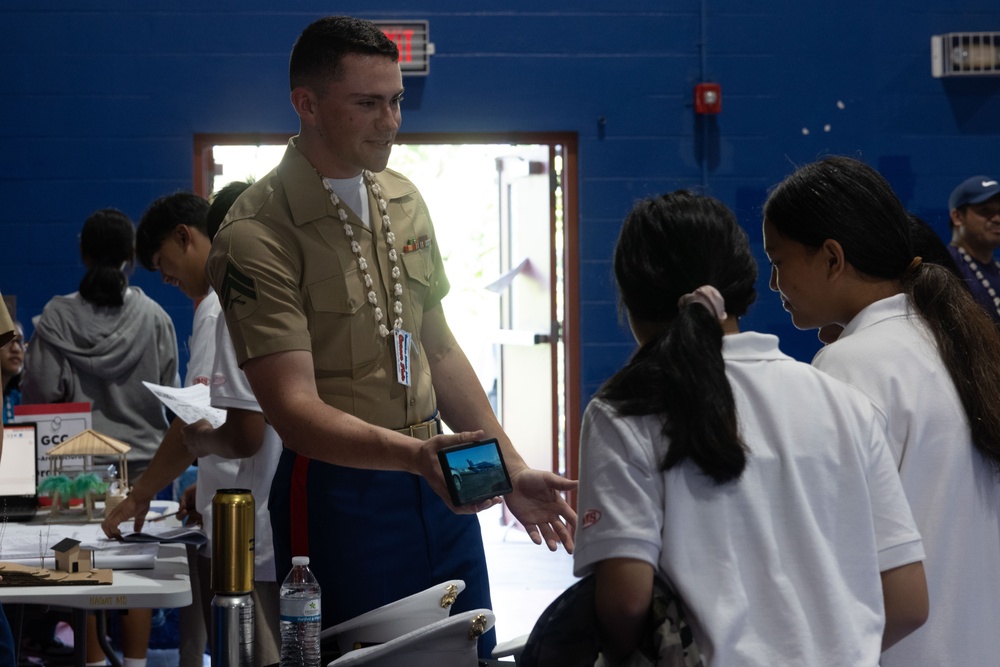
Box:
left=0, top=522, right=160, bottom=570
left=142, top=381, right=226, bottom=428
left=116, top=525, right=207, bottom=546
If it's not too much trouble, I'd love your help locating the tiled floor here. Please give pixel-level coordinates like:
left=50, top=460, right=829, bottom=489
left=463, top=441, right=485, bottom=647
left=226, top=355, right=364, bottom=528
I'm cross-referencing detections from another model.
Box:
left=478, top=504, right=579, bottom=647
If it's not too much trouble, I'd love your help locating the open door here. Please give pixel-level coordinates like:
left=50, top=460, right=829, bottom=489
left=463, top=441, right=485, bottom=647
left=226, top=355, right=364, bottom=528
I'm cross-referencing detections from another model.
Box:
left=494, top=151, right=556, bottom=475
left=193, top=133, right=580, bottom=483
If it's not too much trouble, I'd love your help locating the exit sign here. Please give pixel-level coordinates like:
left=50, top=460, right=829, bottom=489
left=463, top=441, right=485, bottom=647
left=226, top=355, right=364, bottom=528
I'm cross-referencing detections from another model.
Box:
left=373, top=20, right=434, bottom=76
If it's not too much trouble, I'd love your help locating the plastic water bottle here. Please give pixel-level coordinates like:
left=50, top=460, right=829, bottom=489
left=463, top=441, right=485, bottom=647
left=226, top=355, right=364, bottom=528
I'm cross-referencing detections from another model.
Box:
left=279, top=556, right=322, bottom=667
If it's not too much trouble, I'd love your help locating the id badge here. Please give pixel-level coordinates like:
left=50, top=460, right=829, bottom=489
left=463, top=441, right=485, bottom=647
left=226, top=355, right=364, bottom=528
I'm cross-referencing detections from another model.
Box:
left=394, top=328, right=412, bottom=386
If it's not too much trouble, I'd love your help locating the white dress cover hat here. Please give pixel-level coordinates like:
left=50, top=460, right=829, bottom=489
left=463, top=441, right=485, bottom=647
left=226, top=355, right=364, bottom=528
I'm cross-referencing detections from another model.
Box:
left=320, top=579, right=466, bottom=656
left=326, top=608, right=495, bottom=667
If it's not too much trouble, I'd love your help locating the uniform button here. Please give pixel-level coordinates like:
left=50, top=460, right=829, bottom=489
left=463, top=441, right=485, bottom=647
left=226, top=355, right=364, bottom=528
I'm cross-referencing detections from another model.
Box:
left=347, top=299, right=355, bottom=308
left=409, top=398, right=416, bottom=405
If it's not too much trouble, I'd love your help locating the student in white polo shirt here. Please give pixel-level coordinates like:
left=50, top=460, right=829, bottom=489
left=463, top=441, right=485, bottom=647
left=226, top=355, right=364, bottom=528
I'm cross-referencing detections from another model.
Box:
left=574, top=190, right=927, bottom=666
left=179, top=181, right=282, bottom=666
left=764, top=155, right=1000, bottom=666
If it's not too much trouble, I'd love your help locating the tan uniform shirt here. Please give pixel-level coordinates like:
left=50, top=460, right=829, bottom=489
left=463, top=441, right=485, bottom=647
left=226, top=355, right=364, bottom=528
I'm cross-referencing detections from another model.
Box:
left=207, top=138, right=450, bottom=430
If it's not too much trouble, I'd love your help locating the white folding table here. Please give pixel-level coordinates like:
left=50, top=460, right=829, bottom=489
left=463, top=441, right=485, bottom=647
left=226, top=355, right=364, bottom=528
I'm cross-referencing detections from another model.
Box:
left=0, top=542, right=191, bottom=667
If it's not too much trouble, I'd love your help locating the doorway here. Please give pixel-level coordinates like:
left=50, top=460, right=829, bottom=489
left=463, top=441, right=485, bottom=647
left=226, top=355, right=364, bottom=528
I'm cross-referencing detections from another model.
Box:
left=193, top=133, right=580, bottom=481
left=194, top=133, right=582, bottom=643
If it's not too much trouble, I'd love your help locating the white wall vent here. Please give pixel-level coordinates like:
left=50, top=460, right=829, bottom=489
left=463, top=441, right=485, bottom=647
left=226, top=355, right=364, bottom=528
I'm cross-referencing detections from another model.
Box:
left=932, top=32, right=1000, bottom=78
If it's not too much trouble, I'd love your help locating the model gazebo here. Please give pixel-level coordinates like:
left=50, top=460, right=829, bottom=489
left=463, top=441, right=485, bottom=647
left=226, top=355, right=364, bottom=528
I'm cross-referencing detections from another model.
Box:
left=42, top=429, right=130, bottom=521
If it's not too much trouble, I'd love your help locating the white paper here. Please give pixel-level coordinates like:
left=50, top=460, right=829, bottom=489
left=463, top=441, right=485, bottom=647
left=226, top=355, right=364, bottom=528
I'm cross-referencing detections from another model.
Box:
left=484, top=257, right=532, bottom=294
left=142, top=382, right=226, bottom=428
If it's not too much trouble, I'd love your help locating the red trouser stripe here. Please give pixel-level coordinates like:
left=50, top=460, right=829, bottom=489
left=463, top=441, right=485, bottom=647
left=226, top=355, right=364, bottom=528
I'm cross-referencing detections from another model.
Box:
left=290, top=455, right=311, bottom=557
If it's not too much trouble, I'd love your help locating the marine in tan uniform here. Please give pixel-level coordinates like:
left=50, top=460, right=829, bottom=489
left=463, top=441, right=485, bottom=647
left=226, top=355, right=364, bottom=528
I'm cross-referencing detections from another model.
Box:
left=215, top=140, right=443, bottom=430
left=206, top=16, right=576, bottom=657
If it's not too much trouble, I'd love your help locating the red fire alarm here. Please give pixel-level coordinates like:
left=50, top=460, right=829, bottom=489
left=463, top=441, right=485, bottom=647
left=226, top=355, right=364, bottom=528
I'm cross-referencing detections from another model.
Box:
left=694, top=82, right=722, bottom=115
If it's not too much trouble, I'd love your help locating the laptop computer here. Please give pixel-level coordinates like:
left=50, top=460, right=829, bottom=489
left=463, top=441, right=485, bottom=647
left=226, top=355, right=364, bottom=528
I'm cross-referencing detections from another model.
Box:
left=0, top=422, right=39, bottom=521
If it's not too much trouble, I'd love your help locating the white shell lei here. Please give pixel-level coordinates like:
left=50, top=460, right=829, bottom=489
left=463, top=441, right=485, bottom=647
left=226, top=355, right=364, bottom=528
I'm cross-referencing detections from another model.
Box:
left=955, top=245, right=1000, bottom=320
left=323, top=170, right=403, bottom=338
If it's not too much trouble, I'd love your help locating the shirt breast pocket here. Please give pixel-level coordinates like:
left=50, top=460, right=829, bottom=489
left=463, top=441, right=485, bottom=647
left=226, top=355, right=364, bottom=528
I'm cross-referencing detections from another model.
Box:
left=307, top=271, right=380, bottom=373
left=401, top=249, right=432, bottom=307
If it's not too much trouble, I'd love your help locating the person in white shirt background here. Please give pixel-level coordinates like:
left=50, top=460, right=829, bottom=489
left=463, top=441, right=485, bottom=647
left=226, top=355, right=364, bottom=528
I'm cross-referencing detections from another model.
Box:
left=102, top=191, right=222, bottom=666
left=180, top=180, right=283, bottom=666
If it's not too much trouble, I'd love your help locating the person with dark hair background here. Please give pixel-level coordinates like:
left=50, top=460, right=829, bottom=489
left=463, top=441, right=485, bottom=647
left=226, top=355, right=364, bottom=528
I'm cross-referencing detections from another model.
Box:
left=103, top=185, right=281, bottom=666
left=23, top=208, right=180, bottom=667
left=1, top=319, right=24, bottom=423
left=763, top=155, right=1000, bottom=666
left=107, top=191, right=217, bottom=667
left=0, top=293, right=20, bottom=667
left=23, top=208, right=179, bottom=479
left=573, top=190, right=927, bottom=665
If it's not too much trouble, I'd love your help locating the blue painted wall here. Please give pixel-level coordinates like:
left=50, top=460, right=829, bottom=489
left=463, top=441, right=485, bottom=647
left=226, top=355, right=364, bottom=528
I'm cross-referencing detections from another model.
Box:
left=1, top=1, right=998, bottom=408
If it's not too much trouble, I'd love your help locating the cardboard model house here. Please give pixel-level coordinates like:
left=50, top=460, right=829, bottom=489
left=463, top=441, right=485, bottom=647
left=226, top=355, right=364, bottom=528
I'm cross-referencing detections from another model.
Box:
left=52, top=537, right=94, bottom=573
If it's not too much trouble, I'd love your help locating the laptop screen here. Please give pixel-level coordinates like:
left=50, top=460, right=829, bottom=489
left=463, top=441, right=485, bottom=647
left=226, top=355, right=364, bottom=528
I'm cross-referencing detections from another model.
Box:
left=1, top=422, right=38, bottom=496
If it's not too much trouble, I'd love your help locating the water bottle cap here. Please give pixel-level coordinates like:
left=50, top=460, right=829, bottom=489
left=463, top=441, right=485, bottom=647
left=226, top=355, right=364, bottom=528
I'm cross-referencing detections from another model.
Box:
left=292, top=556, right=310, bottom=566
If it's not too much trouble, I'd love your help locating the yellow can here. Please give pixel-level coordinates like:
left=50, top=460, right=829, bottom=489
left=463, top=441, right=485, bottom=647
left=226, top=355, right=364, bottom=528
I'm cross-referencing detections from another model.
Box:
left=211, top=488, right=255, bottom=594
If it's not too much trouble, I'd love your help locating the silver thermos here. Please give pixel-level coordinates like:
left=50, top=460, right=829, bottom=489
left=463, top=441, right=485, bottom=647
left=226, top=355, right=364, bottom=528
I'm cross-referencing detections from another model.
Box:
left=211, top=488, right=255, bottom=666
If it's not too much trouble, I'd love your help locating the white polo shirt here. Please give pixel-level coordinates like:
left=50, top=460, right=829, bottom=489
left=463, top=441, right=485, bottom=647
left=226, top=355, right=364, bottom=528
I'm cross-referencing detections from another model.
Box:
left=209, top=308, right=282, bottom=582
left=574, top=331, right=923, bottom=667
left=812, top=294, right=1000, bottom=667
left=190, top=292, right=241, bottom=557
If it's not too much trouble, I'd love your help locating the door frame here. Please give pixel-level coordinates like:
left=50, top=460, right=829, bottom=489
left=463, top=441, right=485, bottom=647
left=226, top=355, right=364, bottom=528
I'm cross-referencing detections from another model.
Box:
left=193, top=132, right=581, bottom=482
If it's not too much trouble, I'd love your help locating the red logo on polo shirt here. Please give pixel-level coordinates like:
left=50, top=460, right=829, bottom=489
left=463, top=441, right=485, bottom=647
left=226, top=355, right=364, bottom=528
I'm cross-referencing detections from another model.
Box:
left=582, top=509, right=602, bottom=529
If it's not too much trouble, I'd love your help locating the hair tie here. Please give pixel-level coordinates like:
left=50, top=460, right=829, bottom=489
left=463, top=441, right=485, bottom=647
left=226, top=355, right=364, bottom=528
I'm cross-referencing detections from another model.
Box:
left=907, top=256, right=922, bottom=273
left=677, top=285, right=727, bottom=323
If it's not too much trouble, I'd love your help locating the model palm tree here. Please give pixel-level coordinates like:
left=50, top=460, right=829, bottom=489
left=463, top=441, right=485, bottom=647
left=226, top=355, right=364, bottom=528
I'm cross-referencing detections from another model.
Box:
left=72, top=473, right=108, bottom=520
left=38, top=475, right=73, bottom=510
left=71, top=473, right=107, bottom=497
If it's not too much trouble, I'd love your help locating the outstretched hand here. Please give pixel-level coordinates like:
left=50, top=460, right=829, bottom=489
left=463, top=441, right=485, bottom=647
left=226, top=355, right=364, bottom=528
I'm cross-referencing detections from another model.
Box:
left=101, top=493, right=152, bottom=539
left=417, top=430, right=578, bottom=550
left=505, top=468, right=578, bottom=553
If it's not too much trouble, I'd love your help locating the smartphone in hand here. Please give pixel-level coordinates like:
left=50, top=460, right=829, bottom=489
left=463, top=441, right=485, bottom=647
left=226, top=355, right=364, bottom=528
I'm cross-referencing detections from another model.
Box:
left=437, top=438, right=513, bottom=506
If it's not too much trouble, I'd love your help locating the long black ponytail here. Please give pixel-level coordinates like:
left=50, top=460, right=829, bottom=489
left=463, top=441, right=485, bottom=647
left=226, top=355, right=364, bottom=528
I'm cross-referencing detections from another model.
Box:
left=598, top=191, right=758, bottom=483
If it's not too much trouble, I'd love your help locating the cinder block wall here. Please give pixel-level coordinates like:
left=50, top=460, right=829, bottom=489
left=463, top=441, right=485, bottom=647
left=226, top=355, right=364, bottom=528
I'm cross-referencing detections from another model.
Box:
left=1, top=1, right=997, bottom=406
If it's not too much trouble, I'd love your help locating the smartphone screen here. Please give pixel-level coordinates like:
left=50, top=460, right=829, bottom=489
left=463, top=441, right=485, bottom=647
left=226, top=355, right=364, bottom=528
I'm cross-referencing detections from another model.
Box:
left=437, top=438, right=513, bottom=506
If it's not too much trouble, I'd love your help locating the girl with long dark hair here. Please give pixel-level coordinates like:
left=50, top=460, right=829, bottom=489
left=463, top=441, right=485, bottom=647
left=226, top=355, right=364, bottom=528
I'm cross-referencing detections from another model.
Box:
left=763, top=156, right=1000, bottom=666
left=573, top=190, right=927, bottom=666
